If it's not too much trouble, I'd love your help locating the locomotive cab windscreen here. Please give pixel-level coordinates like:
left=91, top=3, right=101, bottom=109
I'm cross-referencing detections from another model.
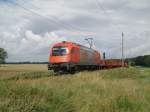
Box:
left=52, top=46, right=68, bottom=56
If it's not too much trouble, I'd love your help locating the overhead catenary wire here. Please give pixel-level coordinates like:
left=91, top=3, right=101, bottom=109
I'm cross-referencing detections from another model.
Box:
left=8, top=0, right=93, bottom=36
left=21, top=0, right=87, bottom=32
left=94, top=0, right=125, bottom=60
left=8, top=1, right=71, bottom=31
left=7, top=1, right=83, bottom=31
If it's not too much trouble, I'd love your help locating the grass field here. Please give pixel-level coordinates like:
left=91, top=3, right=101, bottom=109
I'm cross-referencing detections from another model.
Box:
left=0, top=64, right=150, bottom=112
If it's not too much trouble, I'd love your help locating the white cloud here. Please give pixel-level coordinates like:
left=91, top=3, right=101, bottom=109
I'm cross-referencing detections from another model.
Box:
left=0, top=0, right=150, bottom=61
left=0, top=30, right=66, bottom=61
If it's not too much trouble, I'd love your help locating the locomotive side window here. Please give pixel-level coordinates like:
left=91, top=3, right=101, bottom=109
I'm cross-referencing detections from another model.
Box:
left=52, top=46, right=68, bottom=56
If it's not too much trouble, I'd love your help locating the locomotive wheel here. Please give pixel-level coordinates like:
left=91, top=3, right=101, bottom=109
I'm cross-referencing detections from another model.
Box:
left=69, top=67, right=76, bottom=74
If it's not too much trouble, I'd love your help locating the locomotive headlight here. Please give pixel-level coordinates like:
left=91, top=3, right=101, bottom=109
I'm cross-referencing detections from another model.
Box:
left=66, top=48, right=69, bottom=54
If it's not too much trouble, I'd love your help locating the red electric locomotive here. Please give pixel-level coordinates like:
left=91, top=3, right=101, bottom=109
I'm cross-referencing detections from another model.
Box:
left=48, top=41, right=128, bottom=73
left=48, top=41, right=101, bottom=73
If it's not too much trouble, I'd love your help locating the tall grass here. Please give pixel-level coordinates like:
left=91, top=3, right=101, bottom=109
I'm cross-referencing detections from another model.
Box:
left=5, top=71, right=53, bottom=80
left=0, top=66, right=150, bottom=112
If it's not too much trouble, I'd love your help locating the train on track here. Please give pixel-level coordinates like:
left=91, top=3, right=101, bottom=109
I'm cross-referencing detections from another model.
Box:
left=48, top=41, right=128, bottom=73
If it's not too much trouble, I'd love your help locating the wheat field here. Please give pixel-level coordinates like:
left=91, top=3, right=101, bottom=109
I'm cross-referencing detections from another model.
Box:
left=0, top=64, right=150, bottom=112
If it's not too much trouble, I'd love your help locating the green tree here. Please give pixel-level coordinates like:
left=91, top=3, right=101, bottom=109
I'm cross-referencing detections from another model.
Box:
left=134, top=56, right=145, bottom=66
left=144, top=56, right=150, bottom=67
left=0, top=48, right=8, bottom=64
left=131, top=55, right=150, bottom=67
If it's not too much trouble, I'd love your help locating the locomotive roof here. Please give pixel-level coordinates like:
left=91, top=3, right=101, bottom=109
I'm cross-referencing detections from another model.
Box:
left=62, top=41, right=98, bottom=52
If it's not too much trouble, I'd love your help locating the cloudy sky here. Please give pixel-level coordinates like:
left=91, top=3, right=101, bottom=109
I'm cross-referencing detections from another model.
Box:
left=0, top=0, right=150, bottom=62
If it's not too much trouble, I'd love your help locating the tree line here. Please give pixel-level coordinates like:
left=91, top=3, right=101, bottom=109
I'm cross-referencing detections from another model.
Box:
left=1, top=47, right=150, bottom=67
left=0, top=48, right=48, bottom=64
left=128, top=55, right=150, bottom=67
left=0, top=48, right=7, bottom=64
